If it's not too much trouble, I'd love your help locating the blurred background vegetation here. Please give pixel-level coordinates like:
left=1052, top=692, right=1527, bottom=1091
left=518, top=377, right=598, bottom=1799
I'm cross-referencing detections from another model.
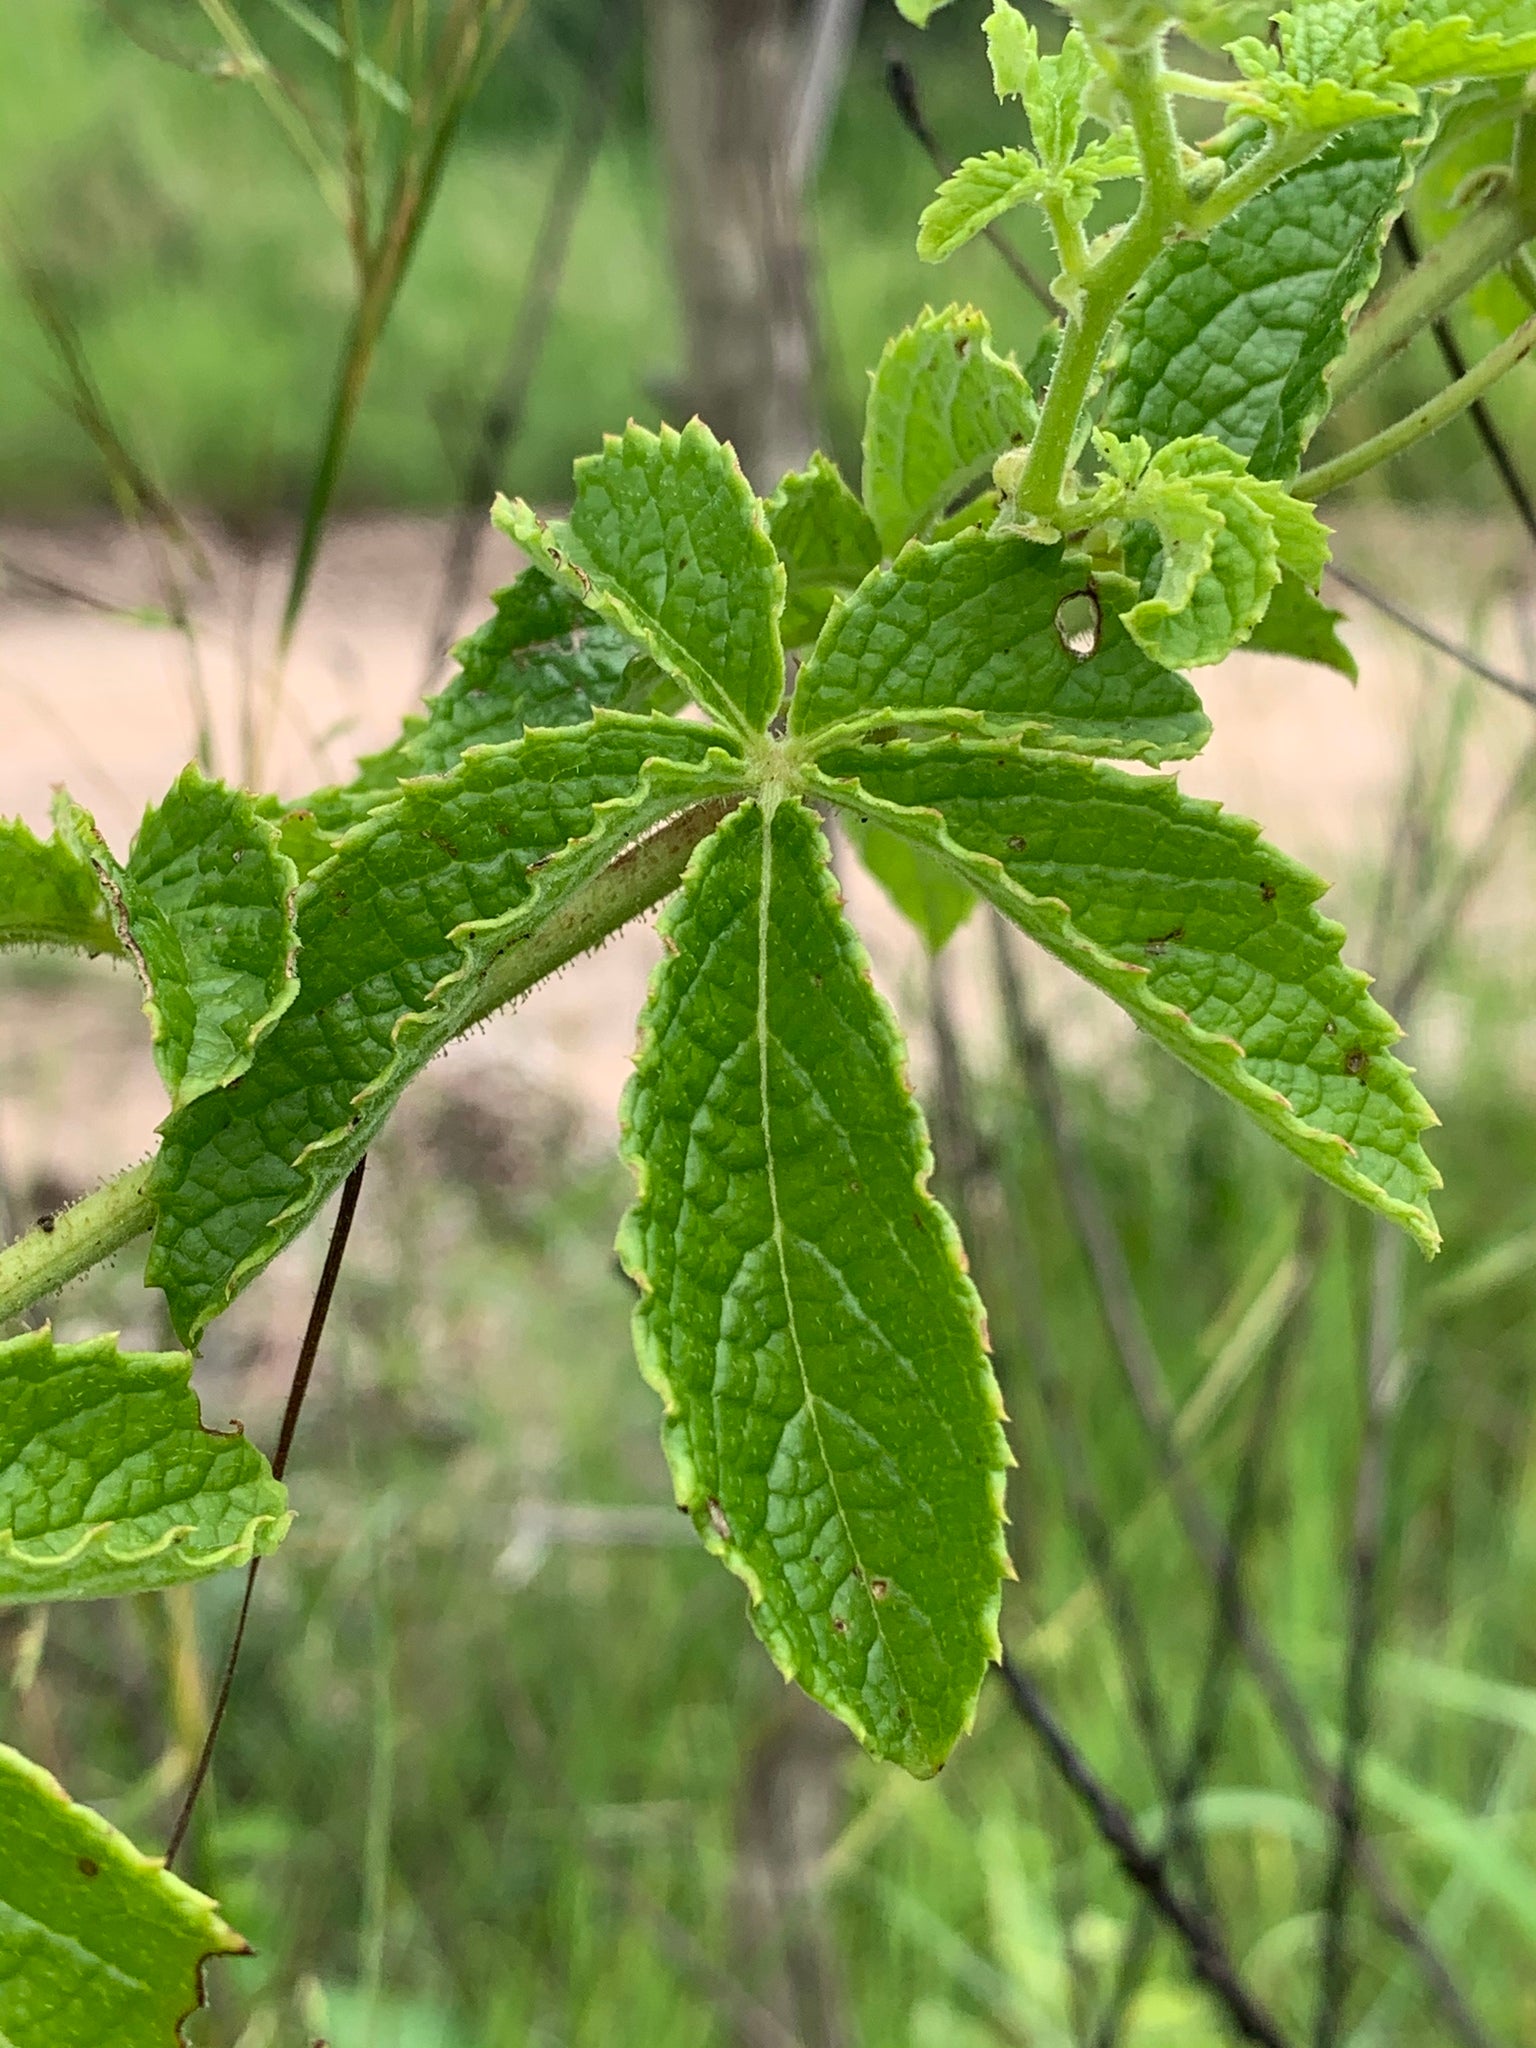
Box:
left=3, top=4, right=1536, bottom=2046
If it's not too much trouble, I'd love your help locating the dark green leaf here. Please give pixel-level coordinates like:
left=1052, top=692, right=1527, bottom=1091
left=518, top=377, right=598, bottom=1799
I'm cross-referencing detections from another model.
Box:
left=619, top=798, right=1009, bottom=1774
left=1245, top=567, right=1359, bottom=680
left=0, top=1326, right=289, bottom=1603
left=148, top=716, right=744, bottom=1344
left=496, top=420, right=786, bottom=735
left=1101, top=118, right=1429, bottom=478
left=765, top=454, right=881, bottom=649
left=789, top=533, right=1211, bottom=762
left=57, top=769, right=300, bottom=1110
left=813, top=738, right=1440, bottom=1251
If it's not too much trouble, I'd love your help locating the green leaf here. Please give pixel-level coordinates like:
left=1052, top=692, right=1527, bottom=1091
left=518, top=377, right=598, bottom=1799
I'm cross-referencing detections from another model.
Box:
left=495, top=419, right=786, bottom=736
left=848, top=817, right=977, bottom=953
left=0, top=1739, right=246, bottom=2047
left=894, top=0, right=956, bottom=19
left=1075, top=433, right=1330, bottom=669
left=765, top=454, right=882, bottom=649
left=0, top=1326, right=290, bottom=1603
left=303, top=568, right=653, bottom=833
left=56, top=769, right=300, bottom=1111
left=788, top=531, right=1212, bottom=762
left=1226, top=1, right=1536, bottom=121
left=0, top=818, right=122, bottom=957
left=1245, top=567, right=1358, bottom=680
left=148, top=716, right=743, bottom=1345
left=618, top=798, right=1010, bottom=1774
left=918, top=150, right=1050, bottom=263
left=1388, top=1, right=1536, bottom=84
left=812, top=738, right=1440, bottom=1251
left=862, top=306, right=1038, bottom=555
left=1101, top=118, right=1429, bottom=479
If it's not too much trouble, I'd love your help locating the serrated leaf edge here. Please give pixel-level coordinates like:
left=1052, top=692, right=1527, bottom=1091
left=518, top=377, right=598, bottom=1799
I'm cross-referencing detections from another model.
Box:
left=149, top=715, right=747, bottom=1344
left=808, top=752, right=1441, bottom=1254
left=0, top=1737, right=250, bottom=2045
left=615, top=799, right=1013, bottom=1775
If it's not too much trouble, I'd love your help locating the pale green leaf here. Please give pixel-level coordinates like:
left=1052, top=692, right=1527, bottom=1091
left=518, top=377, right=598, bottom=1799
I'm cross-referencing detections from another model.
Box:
left=148, top=716, right=744, bottom=1345
left=55, top=769, right=300, bottom=1111
left=812, top=738, right=1440, bottom=1251
left=618, top=797, right=1010, bottom=1774
left=0, top=1326, right=290, bottom=1603
left=495, top=419, right=785, bottom=736
left=1079, top=434, right=1330, bottom=668
left=918, top=150, right=1050, bottom=263
left=1388, top=2, right=1536, bottom=84
left=789, top=531, right=1211, bottom=761
left=848, top=816, right=977, bottom=953
left=1244, top=568, right=1358, bottom=679
left=1101, top=118, right=1430, bottom=478
left=862, top=306, right=1038, bottom=554
left=0, top=818, right=121, bottom=957
left=0, top=1739, right=246, bottom=2048
left=765, top=453, right=881, bottom=649
left=894, top=0, right=956, bottom=19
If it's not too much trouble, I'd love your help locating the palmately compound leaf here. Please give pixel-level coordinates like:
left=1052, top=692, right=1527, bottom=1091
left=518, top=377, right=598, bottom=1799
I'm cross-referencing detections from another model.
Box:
left=55, top=769, right=300, bottom=1111
left=0, top=1326, right=290, bottom=1603
left=0, top=1739, right=246, bottom=2048
left=495, top=419, right=786, bottom=736
left=765, top=454, right=881, bottom=649
left=619, top=798, right=1010, bottom=1774
left=0, top=818, right=122, bottom=957
left=302, top=568, right=654, bottom=833
left=847, top=816, right=978, bottom=954
left=812, top=738, right=1440, bottom=1252
left=1246, top=567, right=1358, bottom=681
left=788, top=531, right=1211, bottom=762
left=148, top=716, right=744, bottom=1344
left=862, top=306, right=1037, bottom=555
left=1101, top=118, right=1429, bottom=479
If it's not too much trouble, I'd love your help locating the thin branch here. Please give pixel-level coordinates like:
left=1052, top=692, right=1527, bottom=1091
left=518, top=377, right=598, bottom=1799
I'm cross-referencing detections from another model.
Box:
left=994, top=937, right=1497, bottom=2048
left=996, top=1653, right=1295, bottom=2048
left=883, top=55, right=1056, bottom=315
left=164, top=1156, right=368, bottom=1868
left=1326, top=564, right=1536, bottom=711
left=1096, top=1192, right=1325, bottom=2046
left=1393, top=213, right=1536, bottom=553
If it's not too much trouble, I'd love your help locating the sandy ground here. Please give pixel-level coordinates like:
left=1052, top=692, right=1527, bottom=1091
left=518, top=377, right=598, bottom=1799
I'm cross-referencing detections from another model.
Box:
left=4, top=507, right=1535, bottom=1225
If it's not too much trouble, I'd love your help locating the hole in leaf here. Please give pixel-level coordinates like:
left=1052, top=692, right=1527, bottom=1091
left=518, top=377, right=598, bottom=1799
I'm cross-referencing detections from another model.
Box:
left=1055, top=588, right=1101, bottom=661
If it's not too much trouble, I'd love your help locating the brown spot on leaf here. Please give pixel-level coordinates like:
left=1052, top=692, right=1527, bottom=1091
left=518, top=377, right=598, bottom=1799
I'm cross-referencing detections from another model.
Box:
left=1008, top=835, right=1028, bottom=852
left=77, top=1857, right=99, bottom=1877
left=1260, top=880, right=1277, bottom=903
left=706, top=1497, right=733, bottom=1543
left=869, top=1577, right=890, bottom=1600
left=1345, top=1047, right=1370, bottom=1078
left=832, top=1616, right=848, bottom=1635
left=1143, top=925, right=1184, bottom=956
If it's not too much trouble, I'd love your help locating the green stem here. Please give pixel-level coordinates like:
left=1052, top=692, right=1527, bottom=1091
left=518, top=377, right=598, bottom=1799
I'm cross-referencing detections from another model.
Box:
left=1189, top=126, right=1323, bottom=235
left=1329, top=188, right=1534, bottom=412
left=0, top=801, right=730, bottom=1329
left=1297, top=309, right=1536, bottom=500
left=1013, top=41, right=1181, bottom=520
left=0, top=1163, right=156, bottom=1327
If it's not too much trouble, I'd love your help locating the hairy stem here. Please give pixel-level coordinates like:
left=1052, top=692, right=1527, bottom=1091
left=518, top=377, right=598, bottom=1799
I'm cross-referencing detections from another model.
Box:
left=0, top=800, right=731, bottom=1325
left=1328, top=187, right=1535, bottom=413
left=1298, top=309, right=1536, bottom=500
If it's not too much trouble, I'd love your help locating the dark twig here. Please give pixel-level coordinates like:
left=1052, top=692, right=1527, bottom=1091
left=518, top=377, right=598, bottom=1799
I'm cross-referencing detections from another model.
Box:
left=165, top=1157, right=369, bottom=1868
left=1393, top=214, right=1536, bottom=552
left=1097, top=1192, right=1325, bottom=2046
left=884, top=55, right=1056, bottom=314
left=997, top=1653, right=1295, bottom=2048
left=422, top=6, right=636, bottom=676
left=993, top=932, right=1497, bottom=2048
left=988, top=921, right=1214, bottom=1909
left=1326, top=563, right=1536, bottom=709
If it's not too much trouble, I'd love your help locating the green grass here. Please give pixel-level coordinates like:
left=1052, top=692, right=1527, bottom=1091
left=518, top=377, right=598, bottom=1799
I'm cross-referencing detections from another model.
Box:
left=7, top=941, right=1536, bottom=2045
